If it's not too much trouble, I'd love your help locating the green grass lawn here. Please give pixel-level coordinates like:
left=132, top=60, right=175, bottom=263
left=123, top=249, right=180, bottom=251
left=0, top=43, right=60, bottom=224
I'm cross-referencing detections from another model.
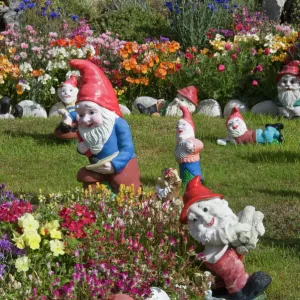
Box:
left=0, top=114, right=299, bottom=299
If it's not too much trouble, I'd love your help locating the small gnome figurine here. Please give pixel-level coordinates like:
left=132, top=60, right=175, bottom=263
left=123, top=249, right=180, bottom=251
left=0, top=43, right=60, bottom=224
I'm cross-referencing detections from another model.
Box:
left=180, top=176, right=272, bottom=300
left=217, top=106, right=284, bottom=146
left=132, top=86, right=198, bottom=117
left=175, top=106, right=204, bottom=187
left=51, top=75, right=79, bottom=139
left=276, top=60, right=300, bottom=118
left=156, top=167, right=182, bottom=201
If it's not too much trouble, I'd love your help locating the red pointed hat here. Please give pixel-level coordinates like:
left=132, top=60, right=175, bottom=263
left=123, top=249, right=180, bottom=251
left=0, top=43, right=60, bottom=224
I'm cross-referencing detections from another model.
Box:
left=180, top=176, right=223, bottom=224
left=226, top=106, right=244, bottom=126
left=180, top=106, right=195, bottom=132
left=69, top=59, right=122, bottom=117
left=177, top=86, right=198, bottom=106
left=63, top=74, right=77, bottom=87
left=276, top=60, right=300, bottom=82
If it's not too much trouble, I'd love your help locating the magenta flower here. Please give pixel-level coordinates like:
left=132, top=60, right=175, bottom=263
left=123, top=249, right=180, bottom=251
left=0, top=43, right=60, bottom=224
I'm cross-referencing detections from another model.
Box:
left=255, top=65, right=264, bottom=72
left=224, top=43, right=232, bottom=50
left=264, top=48, right=271, bottom=55
left=218, top=64, right=226, bottom=72
left=252, top=80, right=259, bottom=86
left=231, top=54, right=237, bottom=61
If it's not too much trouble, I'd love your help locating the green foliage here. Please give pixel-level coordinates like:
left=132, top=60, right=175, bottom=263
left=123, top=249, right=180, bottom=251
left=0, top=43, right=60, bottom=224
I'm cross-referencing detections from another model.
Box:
left=98, top=5, right=174, bottom=43
left=290, top=0, right=300, bottom=26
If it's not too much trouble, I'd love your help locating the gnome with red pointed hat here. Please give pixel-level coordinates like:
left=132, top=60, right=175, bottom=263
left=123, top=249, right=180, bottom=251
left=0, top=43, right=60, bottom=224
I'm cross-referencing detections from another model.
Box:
left=175, top=106, right=203, bottom=186
left=217, top=106, right=284, bottom=146
left=276, top=60, right=300, bottom=118
left=69, top=59, right=142, bottom=192
left=133, top=86, right=198, bottom=117
left=50, top=74, right=79, bottom=139
left=180, top=176, right=272, bottom=299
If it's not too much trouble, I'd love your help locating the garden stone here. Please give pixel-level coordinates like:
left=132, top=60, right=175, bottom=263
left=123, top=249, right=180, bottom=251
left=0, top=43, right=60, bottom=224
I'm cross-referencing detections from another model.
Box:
left=251, top=100, right=278, bottom=116
left=119, top=104, right=131, bottom=115
left=262, top=0, right=288, bottom=22
left=132, top=86, right=198, bottom=117
left=217, top=107, right=284, bottom=146
left=223, top=99, right=248, bottom=118
left=180, top=176, right=272, bottom=299
left=147, top=287, right=171, bottom=300
left=196, top=99, right=222, bottom=117
left=175, top=107, right=204, bottom=187
left=70, top=59, right=142, bottom=193
left=18, top=100, right=47, bottom=118
left=50, top=75, right=79, bottom=140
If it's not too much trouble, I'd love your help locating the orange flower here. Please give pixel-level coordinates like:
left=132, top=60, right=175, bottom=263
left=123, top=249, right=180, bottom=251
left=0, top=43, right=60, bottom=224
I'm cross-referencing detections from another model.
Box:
left=140, top=64, right=148, bottom=74
left=32, top=69, right=44, bottom=77
left=16, top=84, right=24, bottom=95
left=0, top=35, right=4, bottom=41
left=126, top=77, right=135, bottom=84
left=8, top=47, right=16, bottom=54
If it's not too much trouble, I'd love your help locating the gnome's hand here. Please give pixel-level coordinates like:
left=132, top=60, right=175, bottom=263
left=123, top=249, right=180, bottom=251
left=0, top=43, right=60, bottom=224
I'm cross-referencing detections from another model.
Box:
left=233, top=222, right=251, bottom=234
left=96, top=162, right=115, bottom=174
left=186, top=140, right=194, bottom=152
left=217, top=138, right=228, bottom=146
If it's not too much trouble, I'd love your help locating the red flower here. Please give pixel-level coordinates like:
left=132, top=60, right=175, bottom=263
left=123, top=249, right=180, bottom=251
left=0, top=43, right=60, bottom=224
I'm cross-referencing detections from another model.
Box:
left=218, top=64, right=225, bottom=72
left=235, top=23, right=243, bottom=31
left=231, top=53, right=237, bottom=61
left=185, top=53, right=194, bottom=60
left=206, top=32, right=212, bottom=39
left=264, top=48, right=271, bottom=55
left=0, top=200, right=33, bottom=223
left=175, top=63, right=182, bottom=71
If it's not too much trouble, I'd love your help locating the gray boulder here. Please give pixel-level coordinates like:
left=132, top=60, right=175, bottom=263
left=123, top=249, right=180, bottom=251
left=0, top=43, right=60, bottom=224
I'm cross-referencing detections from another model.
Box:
left=119, top=104, right=131, bottom=115
left=223, top=100, right=248, bottom=118
left=251, top=100, right=278, bottom=116
left=196, top=99, right=222, bottom=117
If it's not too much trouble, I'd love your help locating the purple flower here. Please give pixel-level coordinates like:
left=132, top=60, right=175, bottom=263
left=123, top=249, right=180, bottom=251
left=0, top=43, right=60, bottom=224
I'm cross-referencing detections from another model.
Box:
left=71, top=14, right=78, bottom=21
left=160, top=36, right=169, bottom=43
left=0, top=264, right=5, bottom=277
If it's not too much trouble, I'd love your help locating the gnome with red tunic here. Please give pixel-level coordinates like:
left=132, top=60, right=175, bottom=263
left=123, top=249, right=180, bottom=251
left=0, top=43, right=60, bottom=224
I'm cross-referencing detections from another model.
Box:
left=69, top=59, right=142, bottom=192
left=180, top=176, right=272, bottom=299
left=51, top=75, right=79, bottom=139
left=217, top=107, right=284, bottom=146
left=133, top=86, right=198, bottom=117
left=175, top=106, right=204, bottom=187
left=276, top=60, right=300, bottom=118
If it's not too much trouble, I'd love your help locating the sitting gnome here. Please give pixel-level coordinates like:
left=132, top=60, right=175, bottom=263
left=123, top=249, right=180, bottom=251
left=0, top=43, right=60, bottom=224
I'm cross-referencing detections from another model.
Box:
left=175, top=106, right=204, bottom=186
left=180, top=176, right=272, bottom=300
left=132, top=86, right=198, bottom=117
left=217, top=107, right=284, bottom=146
left=69, top=59, right=142, bottom=193
left=50, top=75, right=79, bottom=139
left=276, top=60, right=300, bottom=119
left=0, top=96, right=23, bottom=119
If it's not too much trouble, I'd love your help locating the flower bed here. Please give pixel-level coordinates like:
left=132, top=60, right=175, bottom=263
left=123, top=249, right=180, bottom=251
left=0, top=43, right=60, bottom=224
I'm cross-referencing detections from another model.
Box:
left=0, top=183, right=213, bottom=299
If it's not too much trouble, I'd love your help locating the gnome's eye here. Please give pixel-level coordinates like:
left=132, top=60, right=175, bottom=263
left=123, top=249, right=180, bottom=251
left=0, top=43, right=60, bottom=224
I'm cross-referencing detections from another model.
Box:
left=203, top=207, right=208, bottom=212
left=291, top=79, right=295, bottom=84
left=79, top=114, right=84, bottom=117
left=90, top=111, right=95, bottom=115
left=193, top=218, right=197, bottom=222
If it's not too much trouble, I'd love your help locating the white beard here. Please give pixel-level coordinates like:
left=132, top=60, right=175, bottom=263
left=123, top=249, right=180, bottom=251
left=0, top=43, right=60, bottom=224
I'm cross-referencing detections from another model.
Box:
left=278, top=88, right=300, bottom=110
left=79, top=111, right=116, bottom=154
left=166, top=98, right=196, bottom=117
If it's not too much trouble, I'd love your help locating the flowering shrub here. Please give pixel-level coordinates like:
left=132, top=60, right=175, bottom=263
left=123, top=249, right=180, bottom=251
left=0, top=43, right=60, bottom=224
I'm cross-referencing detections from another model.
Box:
left=0, top=183, right=213, bottom=299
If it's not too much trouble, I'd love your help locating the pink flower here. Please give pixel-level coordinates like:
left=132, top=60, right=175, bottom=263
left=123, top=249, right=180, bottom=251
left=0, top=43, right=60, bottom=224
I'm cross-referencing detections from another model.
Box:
left=255, top=65, right=263, bottom=72
left=231, top=54, right=237, bottom=61
left=218, top=64, right=225, bottom=72
left=21, top=43, right=28, bottom=49
left=224, top=43, right=232, bottom=50
left=252, top=80, right=259, bottom=86
left=251, top=48, right=257, bottom=56
left=13, top=55, right=20, bottom=61
left=264, top=48, right=271, bottom=55
left=49, top=32, right=58, bottom=38
left=26, top=25, right=33, bottom=31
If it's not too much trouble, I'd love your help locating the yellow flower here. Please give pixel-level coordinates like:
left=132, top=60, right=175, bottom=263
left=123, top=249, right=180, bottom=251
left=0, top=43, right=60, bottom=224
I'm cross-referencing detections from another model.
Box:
left=50, top=239, right=65, bottom=256
left=12, top=232, right=25, bottom=249
left=18, top=213, right=39, bottom=232
left=23, top=230, right=41, bottom=250
left=15, top=256, right=30, bottom=272
left=49, top=228, right=62, bottom=239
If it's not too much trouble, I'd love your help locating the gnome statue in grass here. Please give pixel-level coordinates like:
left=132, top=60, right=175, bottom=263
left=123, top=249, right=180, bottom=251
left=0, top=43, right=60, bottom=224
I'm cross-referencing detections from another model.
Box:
left=217, top=106, right=284, bottom=146
left=0, top=96, right=23, bottom=119
left=51, top=75, right=79, bottom=139
left=180, top=176, right=272, bottom=300
left=69, top=59, right=142, bottom=193
left=175, top=106, right=204, bottom=187
left=277, top=60, right=300, bottom=119
left=133, top=86, right=198, bottom=117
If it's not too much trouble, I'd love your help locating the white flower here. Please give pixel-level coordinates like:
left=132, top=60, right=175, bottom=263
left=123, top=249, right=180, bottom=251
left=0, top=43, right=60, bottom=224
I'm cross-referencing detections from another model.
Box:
left=50, top=87, right=56, bottom=94
left=19, top=62, right=33, bottom=73
left=38, top=74, right=51, bottom=84
left=66, top=70, right=80, bottom=80
left=82, top=45, right=95, bottom=57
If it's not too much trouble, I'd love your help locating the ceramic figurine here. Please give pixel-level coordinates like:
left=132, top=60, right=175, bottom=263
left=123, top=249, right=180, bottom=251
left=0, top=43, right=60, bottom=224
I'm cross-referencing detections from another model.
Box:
left=18, top=100, right=47, bottom=118
left=276, top=60, right=300, bottom=118
left=0, top=96, right=23, bottom=119
left=180, top=176, right=272, bottom=300
left=175, top=106, right=204, bottom=187
left=217, top=107, right=284, bottom=146
left=132, top=86, right=198, bottom=117
left=69, top=59, right=142, bottom=193
left=156, top=167, right=182, bottom=201
left=50, top=75, right=79, bottom=139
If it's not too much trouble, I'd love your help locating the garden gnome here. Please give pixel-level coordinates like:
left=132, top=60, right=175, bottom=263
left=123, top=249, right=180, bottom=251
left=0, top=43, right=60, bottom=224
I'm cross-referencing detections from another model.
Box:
left=52, top=75, right=79, bottom=139
left=0, top=96, right=23, bottom=119
left=175, top=106, right=203, bottom=187
left=277, top=60, right=300, bottom=118
left=180, top=176, right=272, bottom=299
left=217, top=107, right=284, bottom=145
left=133, top=86, right=198, bottom=117
left=69, top=59, right=142, bottom=193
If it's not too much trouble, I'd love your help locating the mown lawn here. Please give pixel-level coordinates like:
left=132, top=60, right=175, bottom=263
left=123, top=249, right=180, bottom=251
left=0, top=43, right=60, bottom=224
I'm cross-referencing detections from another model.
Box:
left=0, top=114, right=299, bottom=299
